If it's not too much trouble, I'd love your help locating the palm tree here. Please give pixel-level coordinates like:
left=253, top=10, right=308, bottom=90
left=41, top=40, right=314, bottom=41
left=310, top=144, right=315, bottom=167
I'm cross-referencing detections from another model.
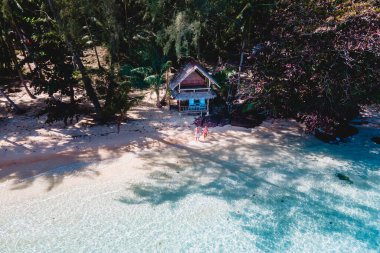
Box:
left=128, top=59, right=171, bottom=108
left=1, top=0, right=36, bottom=99
left=144, top=61, right=172, bottom=107
left=46, top=0, right=102, bottom=115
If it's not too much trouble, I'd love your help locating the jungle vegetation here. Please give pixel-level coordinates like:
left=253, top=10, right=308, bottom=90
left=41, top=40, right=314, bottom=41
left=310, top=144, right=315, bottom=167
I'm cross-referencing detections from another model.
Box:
left=1, top=0, right=379, bottom=132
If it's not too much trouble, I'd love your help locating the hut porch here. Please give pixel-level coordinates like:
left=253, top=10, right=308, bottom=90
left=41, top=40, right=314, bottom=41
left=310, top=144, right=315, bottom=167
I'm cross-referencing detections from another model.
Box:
left=169, top=62, right=221, bottom=116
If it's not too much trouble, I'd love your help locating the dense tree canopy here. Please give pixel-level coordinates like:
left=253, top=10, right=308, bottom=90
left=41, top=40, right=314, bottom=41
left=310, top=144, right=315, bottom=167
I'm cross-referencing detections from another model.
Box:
left=248, top=0, right=380, bottom=132
left=1, top=0, right=379, bottom=132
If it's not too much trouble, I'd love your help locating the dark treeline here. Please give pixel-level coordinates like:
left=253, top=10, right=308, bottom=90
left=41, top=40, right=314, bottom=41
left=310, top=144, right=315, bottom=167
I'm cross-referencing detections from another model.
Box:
left=1, top=0, right=379, bottom=132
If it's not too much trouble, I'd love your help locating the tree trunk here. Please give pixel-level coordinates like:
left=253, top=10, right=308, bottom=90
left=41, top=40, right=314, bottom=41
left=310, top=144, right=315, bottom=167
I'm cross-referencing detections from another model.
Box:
left=155, top=88, right=161, bottom=108
left=160, top=70, right=170, bottom=104
left=105, top=77, right=117, bottom=108
left=85, top=20, right=102, bottom=69
left=4, top=35, right=36, bottom=99
left=3, top=0, right=40, bottom=81
left=0, top=89, right=22, bottom=113
left=46, top=0, right=58, bottom=19
left=104, top=57, right=117, bottom=108
left=237, top=41, right=245, bottom=92
left=47, top=0, right=101, bottom=115
left=12, top=13, right=42, bottom=80
left=73, top=52, right=101, bottom=114
left=19, top=75, right=36, bottom=99
left=18, top=36, right=43, bottom=79
left=94, top=46, right=102, bottom=69
left=20, top=47, right=33, bottom=73
left=69, top=82, right=75, bottom=104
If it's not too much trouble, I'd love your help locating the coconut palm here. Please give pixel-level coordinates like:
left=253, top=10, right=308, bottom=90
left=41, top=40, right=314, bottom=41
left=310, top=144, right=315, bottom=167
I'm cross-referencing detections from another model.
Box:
left=123, top=52, right=171, bottom=108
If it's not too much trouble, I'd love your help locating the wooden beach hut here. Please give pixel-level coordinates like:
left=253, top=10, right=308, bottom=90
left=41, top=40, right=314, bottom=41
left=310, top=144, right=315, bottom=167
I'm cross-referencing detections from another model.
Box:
left=169, top=62, right=220, bottom=115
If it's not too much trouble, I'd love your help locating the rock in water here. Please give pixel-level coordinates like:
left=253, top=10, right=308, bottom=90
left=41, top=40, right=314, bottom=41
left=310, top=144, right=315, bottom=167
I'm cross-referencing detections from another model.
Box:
left=315, top=125, right=358, bottom=144
left=315, top=129, right=336, bottom=143
left=371, top=137, right=380, bottom=144
left=335, top=125, right=358, bottom=139
left=351, top=119, right=369, bottom=125
left=336, top=173, right=353, bottom=184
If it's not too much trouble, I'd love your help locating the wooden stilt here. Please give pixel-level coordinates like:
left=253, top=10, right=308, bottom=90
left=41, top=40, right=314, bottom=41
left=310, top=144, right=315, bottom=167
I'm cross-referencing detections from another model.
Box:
left=207, top=99, right=210, bottom=116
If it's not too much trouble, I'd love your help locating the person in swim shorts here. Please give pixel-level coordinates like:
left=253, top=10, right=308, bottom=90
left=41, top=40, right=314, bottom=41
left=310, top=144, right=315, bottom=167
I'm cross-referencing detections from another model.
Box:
left=194, top=126, right=201, bottom=141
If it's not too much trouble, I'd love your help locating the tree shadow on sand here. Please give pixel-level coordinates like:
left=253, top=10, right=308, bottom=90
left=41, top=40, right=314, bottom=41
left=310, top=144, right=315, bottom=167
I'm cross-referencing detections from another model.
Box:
left=0, top=97, right=195, bottom=192
left=118, top=131, right=380, bottom=251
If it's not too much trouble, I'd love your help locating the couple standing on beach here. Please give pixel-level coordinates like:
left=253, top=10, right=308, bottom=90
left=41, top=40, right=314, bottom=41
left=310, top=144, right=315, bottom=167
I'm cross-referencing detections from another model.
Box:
left=194, top=126, right=209, bottom=142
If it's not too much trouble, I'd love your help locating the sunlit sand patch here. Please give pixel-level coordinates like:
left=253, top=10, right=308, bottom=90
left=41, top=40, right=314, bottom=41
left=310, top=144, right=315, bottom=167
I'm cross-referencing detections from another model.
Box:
left=1, top=92, right=380, bottom=252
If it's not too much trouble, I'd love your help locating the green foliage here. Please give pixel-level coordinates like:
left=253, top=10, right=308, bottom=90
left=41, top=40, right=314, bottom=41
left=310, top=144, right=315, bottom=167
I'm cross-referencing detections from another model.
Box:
left=242, top=102, right=254, bottom=113
left=102, top=81, right=140, bottom=117
left=123, top=58, right=171, bottom=106
left=37, top=99, right=81, bottom=126
left=248, top=0, right=380, bottom=131
left=158, top=11, right=201, bottom=58
left=119, top=64, right=147, bottom=89
left=27, top=18, right=78, bottom=97
left=1, top=0, right=379, bottom=130
left=120, top=45, right=172, bottom=106
left=213, top=68, right=235, bottom=96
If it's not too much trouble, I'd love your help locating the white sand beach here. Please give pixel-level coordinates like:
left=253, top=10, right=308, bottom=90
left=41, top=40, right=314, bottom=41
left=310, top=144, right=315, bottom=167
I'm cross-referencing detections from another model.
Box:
left=0, top=89, right=304, bottom=198
left=1, top=91, right=379, bottom=252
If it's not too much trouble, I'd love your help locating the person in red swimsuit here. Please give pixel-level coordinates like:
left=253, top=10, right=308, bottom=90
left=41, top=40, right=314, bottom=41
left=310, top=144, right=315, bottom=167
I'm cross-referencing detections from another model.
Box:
left=202, top=126, right=209, bottom=141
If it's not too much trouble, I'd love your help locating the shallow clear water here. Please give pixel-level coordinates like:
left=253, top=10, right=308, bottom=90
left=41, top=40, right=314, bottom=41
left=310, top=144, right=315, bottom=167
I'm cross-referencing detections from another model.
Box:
left=1, top=124, right=379, bottom=252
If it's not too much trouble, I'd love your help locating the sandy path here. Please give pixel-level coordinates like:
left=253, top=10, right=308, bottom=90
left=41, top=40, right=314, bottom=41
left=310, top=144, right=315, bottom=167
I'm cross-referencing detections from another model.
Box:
left=0, top=90, right=212, bottom=184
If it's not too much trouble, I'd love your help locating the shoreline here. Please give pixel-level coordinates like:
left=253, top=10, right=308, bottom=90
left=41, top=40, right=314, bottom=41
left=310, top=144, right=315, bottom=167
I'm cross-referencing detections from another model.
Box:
left=1, top=101, right=379, bottom=252
left=1, top=91, right=379, bottom=201
left=0, top=116, right=303, bottom=196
